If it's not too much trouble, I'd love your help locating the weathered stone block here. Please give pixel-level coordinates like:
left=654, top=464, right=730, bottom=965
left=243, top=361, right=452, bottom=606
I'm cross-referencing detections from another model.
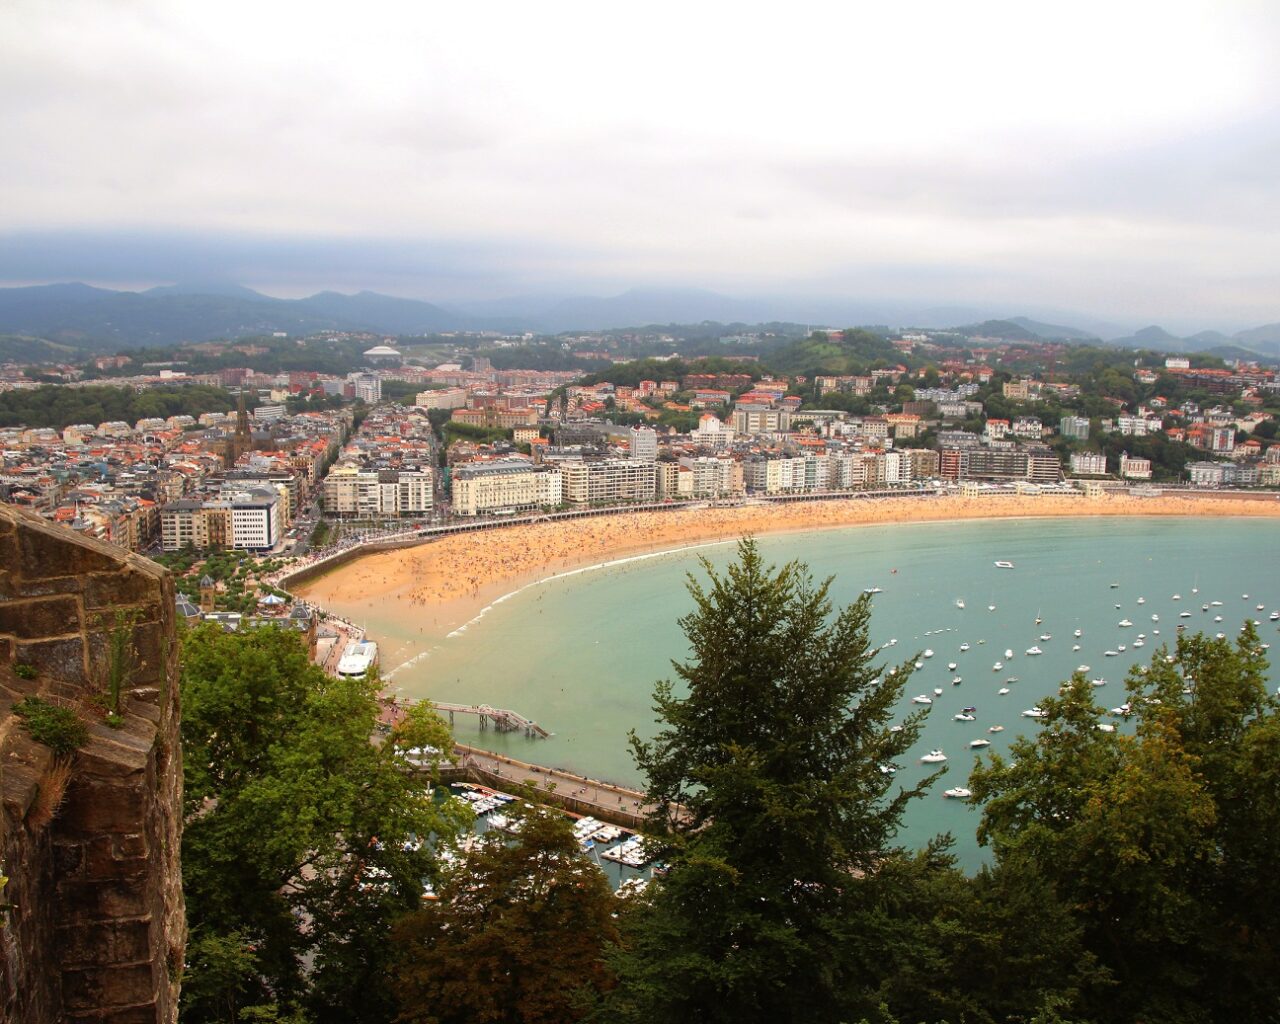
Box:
left=62, top=963, right=156, bottom=1010
left=82, top=833, right=150, bottom=880
left=0, top=595, right=82, bottom=640
left=60, top=778, right=147, bottom=834
left=13, top=635, right=86, bottom=682
left=83, top=570, right=160, bottom=611
left=58, top=919, right=153, bottom=965
left=55, top=877, right=150, bottom=920
left=16, top=525, right=122, bottom=580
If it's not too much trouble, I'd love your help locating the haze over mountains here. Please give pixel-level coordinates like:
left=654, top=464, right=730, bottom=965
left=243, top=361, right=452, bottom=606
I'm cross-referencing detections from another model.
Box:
left=1, top=282, right=1279, bottom=359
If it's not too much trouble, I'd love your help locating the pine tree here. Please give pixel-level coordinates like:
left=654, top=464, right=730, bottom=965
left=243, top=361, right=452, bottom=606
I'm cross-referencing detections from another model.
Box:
left=603, top=538, right=934, bottom=1023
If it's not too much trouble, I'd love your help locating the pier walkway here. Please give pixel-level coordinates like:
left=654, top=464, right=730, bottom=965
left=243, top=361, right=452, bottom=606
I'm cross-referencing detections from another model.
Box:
left=452, top=744, right=656, bottom=830
left=431, top=701, right=550, bottom=738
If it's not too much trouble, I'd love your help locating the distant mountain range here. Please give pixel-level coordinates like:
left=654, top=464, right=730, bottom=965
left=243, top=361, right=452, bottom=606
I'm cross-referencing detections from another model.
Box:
left=0, top=281, right=1277, bottom=361
left=952, top=317, right=1280, bottom=359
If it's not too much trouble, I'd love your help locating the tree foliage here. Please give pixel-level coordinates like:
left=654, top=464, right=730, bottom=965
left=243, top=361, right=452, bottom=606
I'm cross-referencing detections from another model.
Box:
left=971, top=626, right=1280, bottom=1022
left=0, top=383, right=241, bottom=430
left=179, top=623, right=466, bottom=1024
left=603, top=539, right=935, bottom=1022
left=391, top=800, right=620, bottom=1024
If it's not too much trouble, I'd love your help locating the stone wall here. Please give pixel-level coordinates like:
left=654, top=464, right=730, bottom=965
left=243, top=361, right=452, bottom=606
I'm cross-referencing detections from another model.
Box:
left=0, top=506, right=184, bottom=1023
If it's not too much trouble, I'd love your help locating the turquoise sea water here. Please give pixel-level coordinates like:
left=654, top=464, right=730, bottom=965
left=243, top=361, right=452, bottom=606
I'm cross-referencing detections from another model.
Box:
left=367, top=516, right=1279, bottom=868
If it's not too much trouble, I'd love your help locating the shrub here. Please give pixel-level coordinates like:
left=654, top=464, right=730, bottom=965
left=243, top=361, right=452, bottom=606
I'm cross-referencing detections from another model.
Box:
left=13, top=663, right=37, bottom=680
left=13, top=697, right=88, bottom=755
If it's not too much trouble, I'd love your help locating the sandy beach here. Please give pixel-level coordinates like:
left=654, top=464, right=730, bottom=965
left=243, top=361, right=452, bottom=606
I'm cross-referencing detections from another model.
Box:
left=294, top=491, right=1280, bottom=632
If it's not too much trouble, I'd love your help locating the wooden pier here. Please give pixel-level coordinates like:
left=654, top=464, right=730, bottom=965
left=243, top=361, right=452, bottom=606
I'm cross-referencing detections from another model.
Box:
left=429, top=701, right=550, bottom=738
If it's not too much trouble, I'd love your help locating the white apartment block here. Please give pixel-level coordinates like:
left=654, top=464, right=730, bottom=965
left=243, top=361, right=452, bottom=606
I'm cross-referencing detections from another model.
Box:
left=323, top=465, right=433, bottom=517
left=415, top=387, right=468, bottom=410
left=1119, top=452, right=1153, bottom=480
left=451, top=461, right=560, bottom=516
left=560, top=459, right=657, bottom=505
left=677, top=457, right=742, bottom=498
left=731, top=405, right=791, bottom=435
left=1070, top=452, right=1108, bottom=476
left=629, top=426, right=658, bottom=461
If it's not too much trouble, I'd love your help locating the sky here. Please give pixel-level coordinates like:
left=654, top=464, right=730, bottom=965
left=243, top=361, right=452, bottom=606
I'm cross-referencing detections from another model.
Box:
left=3, top=0, right=1280, bottom=330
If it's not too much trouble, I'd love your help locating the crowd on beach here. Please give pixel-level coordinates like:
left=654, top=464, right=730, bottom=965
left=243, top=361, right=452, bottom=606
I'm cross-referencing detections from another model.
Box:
left=296, top=491, right=1280, bottom=623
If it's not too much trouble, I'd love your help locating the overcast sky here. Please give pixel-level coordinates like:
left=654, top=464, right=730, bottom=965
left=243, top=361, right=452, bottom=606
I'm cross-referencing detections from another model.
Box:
left=3, top=0, right=1279, bottom=328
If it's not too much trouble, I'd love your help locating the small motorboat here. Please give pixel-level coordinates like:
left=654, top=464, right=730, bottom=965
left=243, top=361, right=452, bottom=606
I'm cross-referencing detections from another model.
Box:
left=1021, top=707, right=1047, bottom=719
left=1096, top=722, right=1116, bottom=733
left=994, top=561, right=1014, bottom=569
left=959, top=643, right=970, bottom=652
left=943, top=787, right=971, bottom=799
left=988, top=724, right=1005, bottom=733
left=921, top=749, right=948, bottom=763
left=1004, top=648, right=1014, bottom=659
left=1039, top=633, right=1052, bottom=642
left=923, top=649, right=935, bottom=658
left=1152, top=613, right=1159, bottom=621
left=1137, top=597, right=1146, bottom=604
left=1119, top=619, right=1133, bottom=628
left=998, top=687, right=1010, bottom=695
left=1091, top=678, right=1107, bottom=687
left=1072, top=644, right=1081, bottom=651
left=954, top=713, right=975, bottom=722
left=1025, top=646, right=1043, bottom=656
left=961, top=705, right=977, bottom=713
left=948, top=661, right=958, bottom=670
left=1073, top=628, right=1083, bottom=637
left=993, top=662, right=1004, bottom=671
left=1077, top=664, right=1090, bottom=673
left=952, top=676, right=963, bottom=685
left=969, top=739, right=991, bottom=749
left=912, top=695, right=933, bottom=704
left=956, top=599, right=965, bottom=609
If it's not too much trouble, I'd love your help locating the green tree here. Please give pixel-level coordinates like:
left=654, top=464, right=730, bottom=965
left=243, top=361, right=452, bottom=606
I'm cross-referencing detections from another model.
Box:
left=602, top=539, right=934, bottom=1023
left=179, top=624, right=467, bottom=1023
left=391, top=801, right=620, bottom=1024
left=971, top=628, right=1280, bottom=1022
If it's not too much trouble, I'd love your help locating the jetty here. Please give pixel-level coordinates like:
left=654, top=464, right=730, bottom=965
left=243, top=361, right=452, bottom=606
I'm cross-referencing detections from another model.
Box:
left=430, top=701, right=550, bottom=738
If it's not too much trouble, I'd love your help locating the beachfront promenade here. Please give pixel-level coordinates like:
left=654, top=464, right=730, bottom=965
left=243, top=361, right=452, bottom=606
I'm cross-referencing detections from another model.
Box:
left=451, top=744, right=655, bottom=830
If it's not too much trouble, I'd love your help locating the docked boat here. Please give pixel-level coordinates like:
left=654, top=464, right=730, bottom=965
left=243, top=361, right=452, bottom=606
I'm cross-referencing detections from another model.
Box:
left=969, top=738, right=991, bottom=749
left=1004, top=648, right=1014, bottom=659
left=1091, top=678, right=1107, bottom=687
left=878, top=763, right=896, bottom=775
left=923, top=649, right=935, bottom=658
left=1118, top=619, right=1133, bottom=628
left=956, top=598, right=965, bottom=609
left=1137, top=597, right=1145, bottom=604
left=994, top=561, right=1015, bottom=569
left=1132, top=639, right=1144, bottom=647
left=933, top=686, right=944, bottom=696
left=1271, top=611, right=1279, bottom=621
left=1072, top=644, right=1081, bottom=651
left=1096, top=722, right=1117, bottom=733
left=993, top=661, right=1004, bottom=671
left=1021, top=707, right=1048, bottom=719
left=912, top=694, right=933, bottom=704
left=961, top=705, right=977, bottom=713
left=921, top=750, right=948, bottom=763
left=1074, top=628, right=1083, bottom=637
left=1211, top=600, right=1223, bottom=607
left=1214, top=615, right=1223, bottom=622
left=1117, top=644, right=1126, bottom=652
left=1025, top=646, right=1043, bottom=656
left=1180, top=611, right=1192, bottom=618
left=1076, top=664, right=1090, bottom=673
left=1039, top=633, right=1052, bottom=642
left=1173, top=594, right=1181, bottom=601
left=959, top=642, right=970, bottom=652
left=953, top=712, right=975, bottom=722
left=998, top=686, right=1010, bottom=695
left=988, top=724, right=1005, bottom=733
left=952, top=676, right=963, bottom=685
left=948, top=661, right=958, bottom=670
left=1152, top=613, right=1159, bottom=621
left=1110, top=582, right=1119, bottom=589
left=864, top=586, right=884, bottom=594
left=943, top=787, right=971, bottom=799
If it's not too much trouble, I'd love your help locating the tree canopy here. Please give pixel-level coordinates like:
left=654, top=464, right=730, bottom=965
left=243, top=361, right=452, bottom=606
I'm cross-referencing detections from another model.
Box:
left=179, top=623, right=466, bottom=1023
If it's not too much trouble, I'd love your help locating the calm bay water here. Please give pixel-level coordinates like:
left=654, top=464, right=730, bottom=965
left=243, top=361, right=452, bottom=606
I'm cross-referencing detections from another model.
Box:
left=363, top=516, right=1279, bottom=868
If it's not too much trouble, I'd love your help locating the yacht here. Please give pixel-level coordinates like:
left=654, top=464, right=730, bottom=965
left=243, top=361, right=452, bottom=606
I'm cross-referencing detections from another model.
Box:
left=1117, top=644, right=1126, bottom=652
left=1110, top=582, right=1119, bottom=589
left=998, top=686, right=1010, bottom=695
left=988, top=724, right=1005, bottom=733
left=1076, top=664, right=1090, bottom=673
left=1180, top=611, right=1192, bottom=618
left=1072, top=644, right=1081, bottom=651
left=1152, top=613, right=1159, bottom=621
left=969, top=738, right=991, bottom=749
left=921, top=750, right=948, bottom=763
left=1216, top=632, right=1227, bottom=640
left=1039, top=633, right=1052, bottom=642
left=1004, top=648, right=1014, bottom=659
left=1096, top=723, right=1117, bottom=733
left=1025, top=646, right=1043, bottom=656
left=1270, top=611, right=1279, bottom=621
left=1214, top=615, right=1223, bottom=623
left=1256, top=604, right=1266, bottom=612
left=1021, top=707, right=1048, bottom=719
left=994, top=561, right=1014, bottom=569
left=948, top=661, right=958, bottom=670
left=954, top=712, right=975, bottom=722
left=1132, top=639, right=1144, bottom=647
left=1074, top=628, right=1083, bottom=637
left=864, top=586, right=884, bottom=594
left=1137, top=597, right=1146, bottom=604
left=944, top=787, right=971, bottom=799
left=959, top=642, right=970, bottom=652
left=993, top=661, right=1004, bottom=671
left=1173, top=594, right=1181, bottom=601
left=1118, top=619, right=1133, bottom=628
left=1105, top=649, right=1119, bottom=657
left=1091, top=678, right=1107, bottom=687
left=952, top=676, right=963, bottom=685
left=1111, top=703, right=1132, bottom=717
left=923, top=649, right=935, bottom=658
left=911, top=694, right=933, bottom=704
left=1203, top=604, right=1210, bottom=612
left=1211, top=600, right=1223, bottom=607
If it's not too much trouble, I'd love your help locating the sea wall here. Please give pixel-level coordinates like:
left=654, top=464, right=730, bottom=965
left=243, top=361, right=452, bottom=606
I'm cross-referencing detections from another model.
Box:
left=0, top=506, right=184, bottom=1023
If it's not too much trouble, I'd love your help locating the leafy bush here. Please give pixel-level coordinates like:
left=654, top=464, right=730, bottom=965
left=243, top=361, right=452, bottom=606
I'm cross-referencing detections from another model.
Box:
left=13, top=697, right=88, bottom=755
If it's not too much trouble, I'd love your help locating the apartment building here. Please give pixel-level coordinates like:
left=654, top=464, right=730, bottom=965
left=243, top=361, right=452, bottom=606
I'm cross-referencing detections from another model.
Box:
left=559, top=459, right=657, bottom=505
left=451, top=461, right=561, bottom=515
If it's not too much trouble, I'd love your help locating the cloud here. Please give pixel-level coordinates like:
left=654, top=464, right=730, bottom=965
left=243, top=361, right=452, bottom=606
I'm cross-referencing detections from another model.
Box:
left=2, top=0, right=1280, bottom=325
